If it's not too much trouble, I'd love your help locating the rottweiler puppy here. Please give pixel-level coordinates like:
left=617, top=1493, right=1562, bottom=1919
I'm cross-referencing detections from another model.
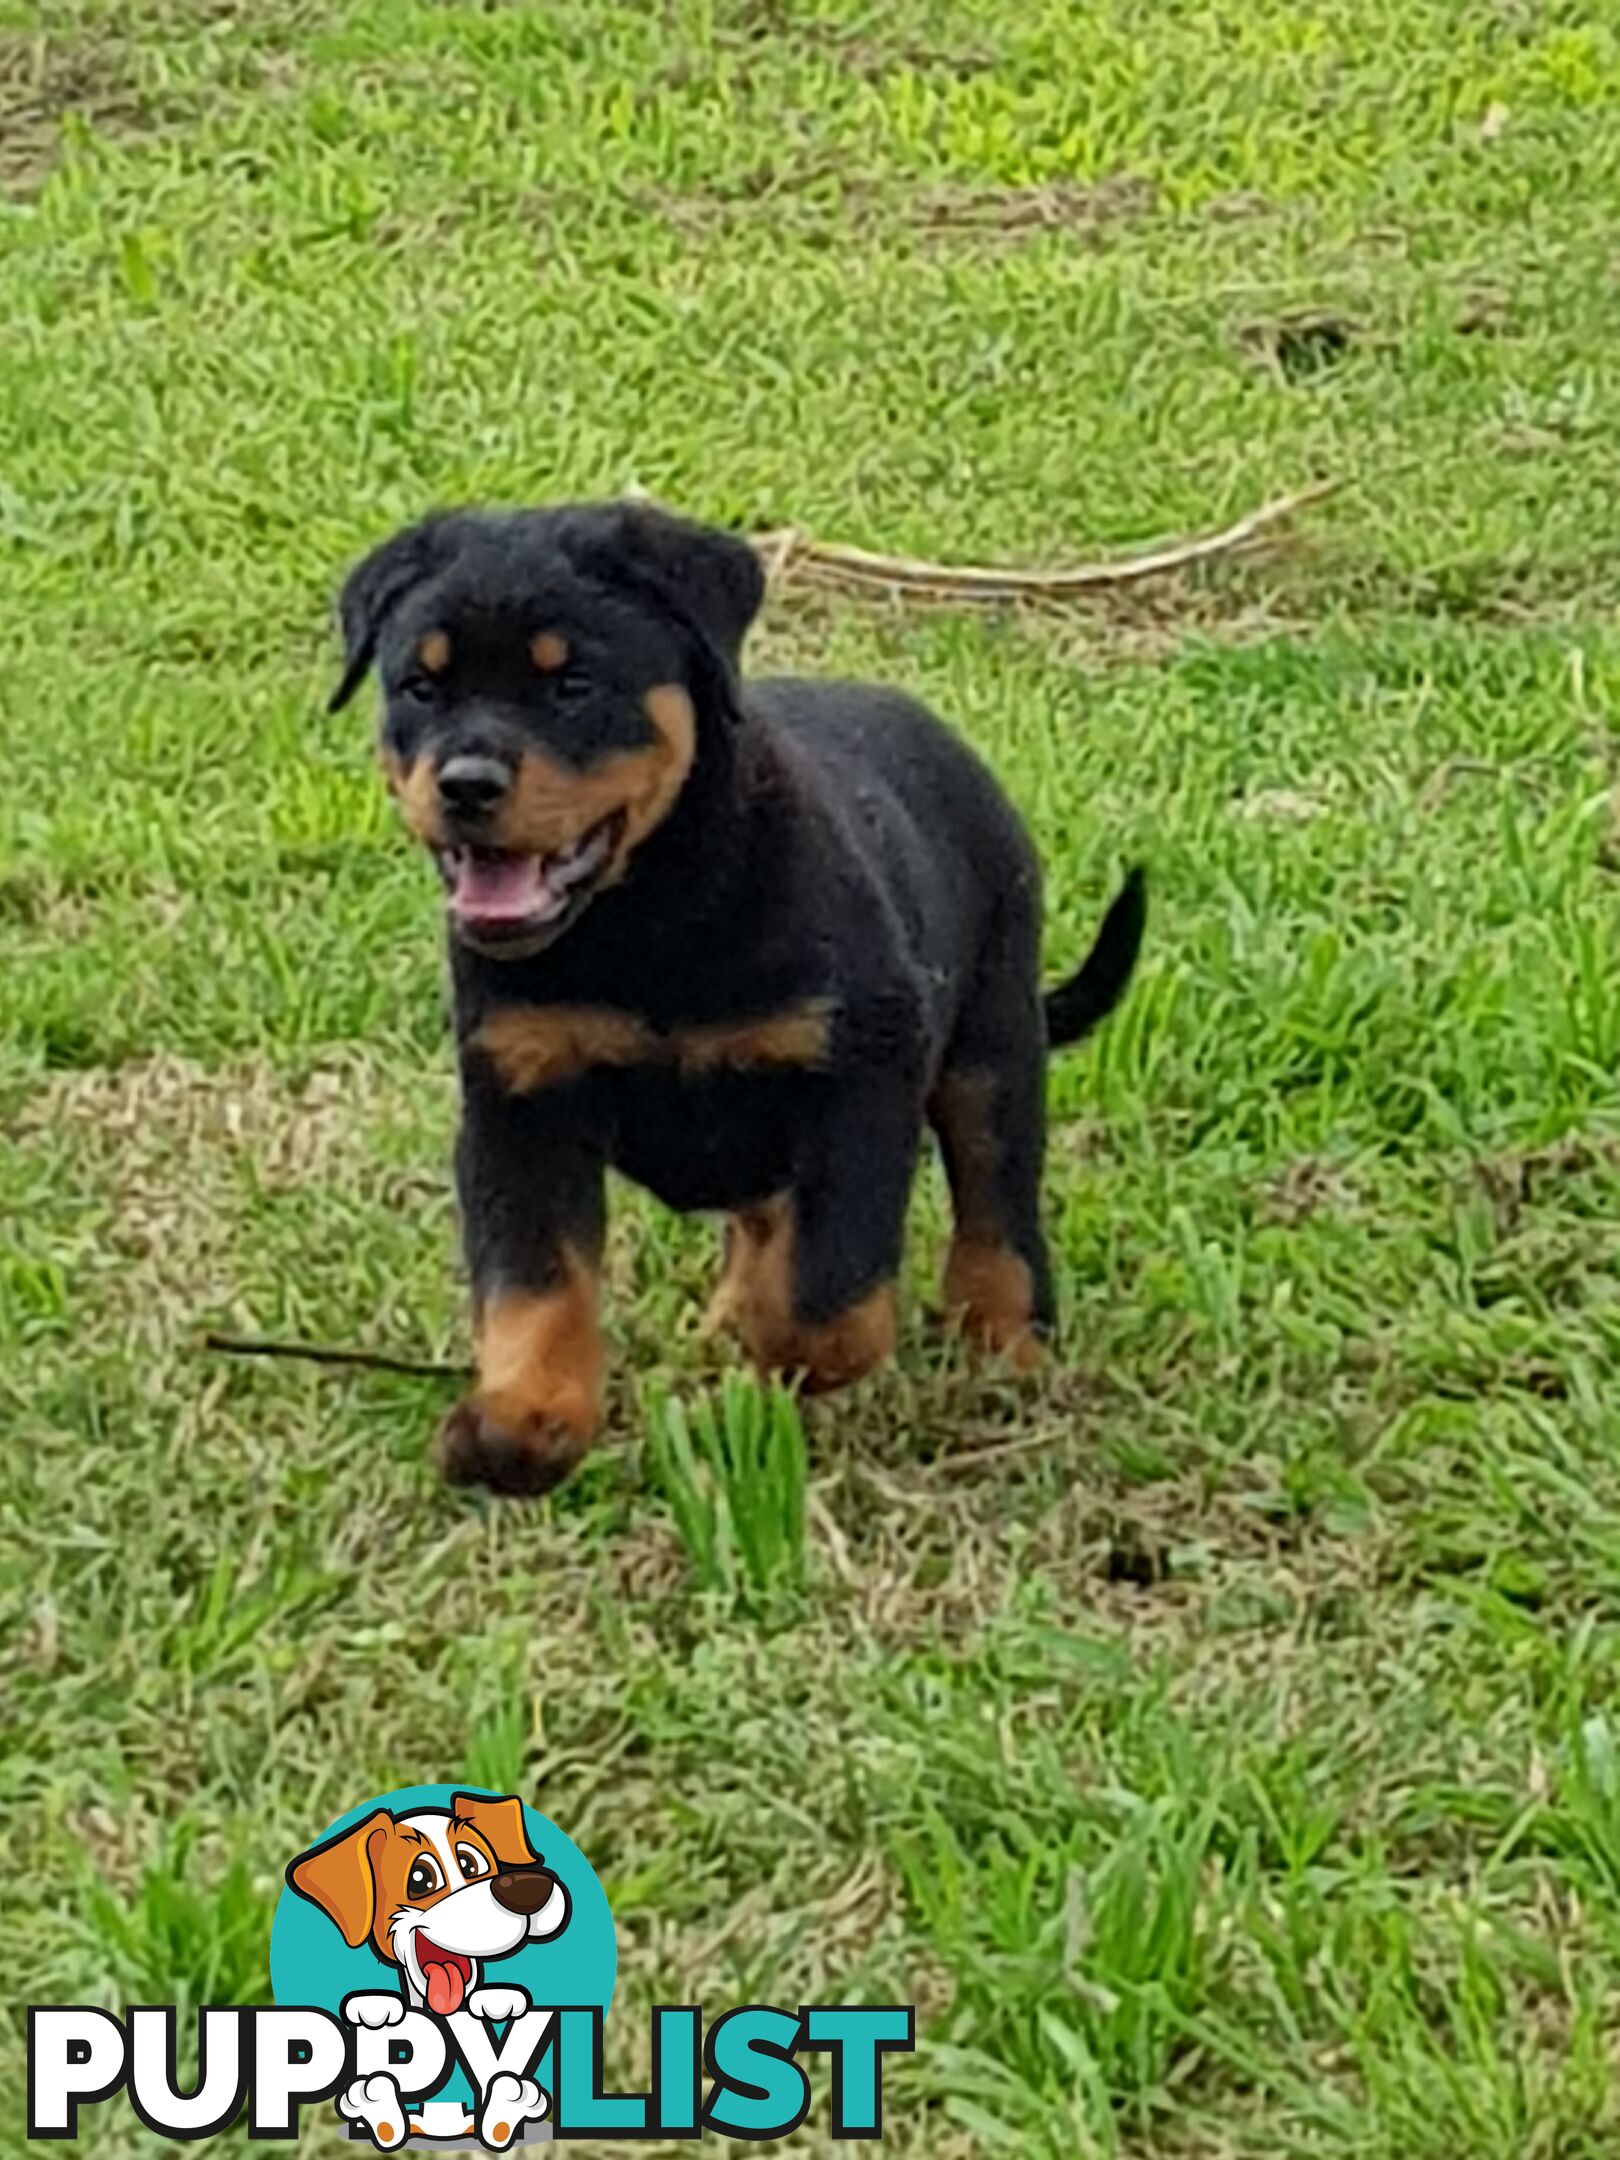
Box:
left=329, top=502, right=1145, bottom=1496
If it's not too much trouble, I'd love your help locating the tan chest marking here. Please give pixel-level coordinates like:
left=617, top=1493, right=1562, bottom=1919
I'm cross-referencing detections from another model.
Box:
left=476, top=999, right=832, bottom=1093
left=476, top=1006, right=655, bottom=1093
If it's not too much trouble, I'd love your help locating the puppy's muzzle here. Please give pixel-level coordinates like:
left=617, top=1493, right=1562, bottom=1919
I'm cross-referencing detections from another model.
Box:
left=437, top=753, right=514, bottom=824
left=489, top=1866, right=557, bottom=1916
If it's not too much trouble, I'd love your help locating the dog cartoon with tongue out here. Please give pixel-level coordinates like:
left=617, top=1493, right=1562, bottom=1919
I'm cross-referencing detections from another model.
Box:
left=288, top=1791, right=569, bottom=2148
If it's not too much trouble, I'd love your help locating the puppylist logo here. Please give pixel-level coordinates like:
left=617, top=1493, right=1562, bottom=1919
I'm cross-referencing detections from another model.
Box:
left=27, top=1784, right=914, bottom=2147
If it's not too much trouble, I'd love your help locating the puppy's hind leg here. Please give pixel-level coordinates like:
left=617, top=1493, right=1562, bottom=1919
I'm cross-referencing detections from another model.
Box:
left=929, top=933, right=1054, bottom=1371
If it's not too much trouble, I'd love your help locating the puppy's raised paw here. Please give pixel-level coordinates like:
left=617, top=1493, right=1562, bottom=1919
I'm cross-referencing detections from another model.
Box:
left=467, top=1983, right=531, bottom=2024
left=341, top=1992, right=405, bottom=2031
left=436, top=1398, right=589, bottom=1498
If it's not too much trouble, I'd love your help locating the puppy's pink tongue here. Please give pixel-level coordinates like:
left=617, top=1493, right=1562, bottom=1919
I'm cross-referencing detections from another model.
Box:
left=451, top=854, right=545, bottom=925
left=425, top=1960, right=465, bottom=2016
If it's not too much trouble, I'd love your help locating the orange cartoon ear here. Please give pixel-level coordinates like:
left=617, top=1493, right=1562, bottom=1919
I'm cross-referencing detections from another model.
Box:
left=451, top=1792, right=539, bottom=1868
left=286, top=1809, right=393, bottom=1947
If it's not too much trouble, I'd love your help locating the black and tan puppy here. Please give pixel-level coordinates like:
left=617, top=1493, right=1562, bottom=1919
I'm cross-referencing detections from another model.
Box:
left=330, top=502, right=1145, bottom=1496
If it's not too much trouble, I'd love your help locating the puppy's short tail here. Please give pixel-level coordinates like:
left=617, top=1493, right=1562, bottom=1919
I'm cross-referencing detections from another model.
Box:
left=1045, top=866, right=1147, bottom=1049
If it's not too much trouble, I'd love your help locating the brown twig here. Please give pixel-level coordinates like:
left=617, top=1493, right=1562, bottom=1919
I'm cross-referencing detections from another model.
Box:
left=1416, top=755, right=1505, bottom=814
left=926, top=1429, right=1071, bottom=1475
left=751, top=478, right=1339, bottom=604
left=201, top=1330, right=468, bottom=1380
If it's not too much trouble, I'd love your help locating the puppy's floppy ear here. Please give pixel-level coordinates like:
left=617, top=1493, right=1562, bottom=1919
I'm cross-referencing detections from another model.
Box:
left=286, top=1808, right=392, bottom=1948
left=593, top=503, right=765, bottom=675
left=451, top=1791, right=540, bottom=1869
left=328, top=514, right=461, bottom=714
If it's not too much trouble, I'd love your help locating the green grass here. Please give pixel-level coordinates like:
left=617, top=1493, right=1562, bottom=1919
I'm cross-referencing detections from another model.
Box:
left=646, top=1373, right=809, bottom=1608
left=4, top=0, right=1620, bottom=2152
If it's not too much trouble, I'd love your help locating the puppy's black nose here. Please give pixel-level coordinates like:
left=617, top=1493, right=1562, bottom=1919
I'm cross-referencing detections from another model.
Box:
left=489, top=1867, right=556, bottom=1916
left=437, top=754, right=512, bottom=818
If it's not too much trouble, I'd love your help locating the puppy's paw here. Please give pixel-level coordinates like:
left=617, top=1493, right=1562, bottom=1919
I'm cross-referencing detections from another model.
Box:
left=479, top=2072, right=547, bottom=2149
left=467, top=1983, right=530, bottom=2024
left=971, top=1320, right=1046, bottom=1373
left=338, top=2072, right=408, bottom=2149
left=436, top=1397, right=589, bottom=1497
left=341, top=1992, right=405, bottom=2031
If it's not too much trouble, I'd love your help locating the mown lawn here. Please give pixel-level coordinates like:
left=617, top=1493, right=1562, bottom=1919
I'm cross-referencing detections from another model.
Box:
left=5, top=0, right=1620, bottom=2152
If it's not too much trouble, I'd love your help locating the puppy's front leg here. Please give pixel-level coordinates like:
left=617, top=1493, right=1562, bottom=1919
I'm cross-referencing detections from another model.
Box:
left=437, top=1077, right=606, bottom=1498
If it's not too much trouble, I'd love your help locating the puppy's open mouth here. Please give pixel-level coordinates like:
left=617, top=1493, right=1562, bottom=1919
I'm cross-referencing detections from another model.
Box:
left=415, top=1935, right=474, bottom=2017
left=434, top=814, right=623, bottom=955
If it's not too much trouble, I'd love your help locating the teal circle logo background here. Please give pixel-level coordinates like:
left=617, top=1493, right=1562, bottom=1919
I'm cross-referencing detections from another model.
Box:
left=269, top=1783, right=615, bottom=2106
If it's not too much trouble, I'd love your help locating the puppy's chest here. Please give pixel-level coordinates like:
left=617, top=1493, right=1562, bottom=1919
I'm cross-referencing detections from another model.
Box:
left=470, top=995, right=835, bottom=1211
left=604, top=1062, right=816, bottom=1211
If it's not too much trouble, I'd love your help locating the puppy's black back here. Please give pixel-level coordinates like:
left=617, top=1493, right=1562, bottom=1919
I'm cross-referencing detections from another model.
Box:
left=748, top=676, right=1040, bottom=1006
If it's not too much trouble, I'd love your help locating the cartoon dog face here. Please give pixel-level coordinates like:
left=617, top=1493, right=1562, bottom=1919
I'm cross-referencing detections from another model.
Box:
left=287, top=1792, right=569, bottom=2015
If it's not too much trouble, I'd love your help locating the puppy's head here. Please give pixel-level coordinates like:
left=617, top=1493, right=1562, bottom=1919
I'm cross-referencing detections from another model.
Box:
left=287, top=1792, right=568, bottom=2014
left=328, top=501, right=765, bottom=958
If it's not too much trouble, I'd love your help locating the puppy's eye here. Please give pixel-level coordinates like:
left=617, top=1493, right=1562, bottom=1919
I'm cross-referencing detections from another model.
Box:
left=456, top=1844, right=490, bottom=1882
left=406, top=1857, right=443, bottom=1899
left=397, top=674, right=437, bottom=705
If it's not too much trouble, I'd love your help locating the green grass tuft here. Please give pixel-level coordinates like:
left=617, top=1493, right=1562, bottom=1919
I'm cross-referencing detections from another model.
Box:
left=72, top=1820, right=274, bottom=2016
left=646, top=1373, right=809, bottom=1608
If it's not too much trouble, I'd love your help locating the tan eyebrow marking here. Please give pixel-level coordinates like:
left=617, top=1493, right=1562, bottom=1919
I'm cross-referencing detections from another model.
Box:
left=417, top=630, right=450, bottom=673
left=530, top=631, right=568, bottom=672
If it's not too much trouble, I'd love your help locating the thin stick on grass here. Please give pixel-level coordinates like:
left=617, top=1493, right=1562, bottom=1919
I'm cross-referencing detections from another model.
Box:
left=201, top=1330, right=469, bottom=1379
left=927, top=1428, right=1072, bottom=1474
left=751, top=478, right=1339, bottom=604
